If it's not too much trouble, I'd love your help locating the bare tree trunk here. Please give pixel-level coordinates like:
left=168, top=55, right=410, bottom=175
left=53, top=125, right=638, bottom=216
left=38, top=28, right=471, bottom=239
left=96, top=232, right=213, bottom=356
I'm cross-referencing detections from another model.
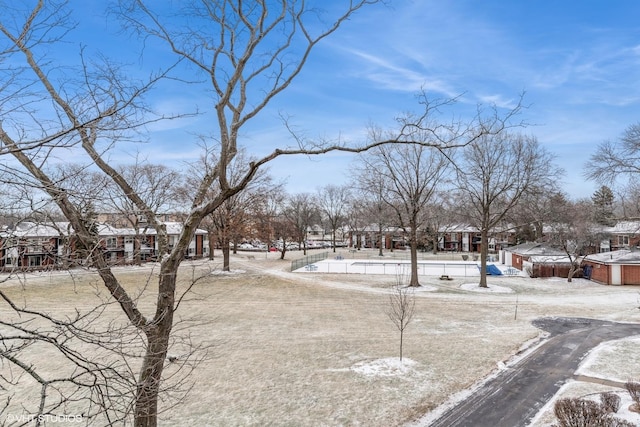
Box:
left=135, top=234, right=142, bottom=266
left=479, top=228, right=489, bottom=288
left=409, top=230, right=420, bottom=286
left=567, top=258, right=579, bottom=283
left=378, top=228, right=384, bottom=256
left=222, top=237, right=231, bottom=271
left=134, top=269, right=175, bottom=427
left=208, top=232, right=216, bottom=260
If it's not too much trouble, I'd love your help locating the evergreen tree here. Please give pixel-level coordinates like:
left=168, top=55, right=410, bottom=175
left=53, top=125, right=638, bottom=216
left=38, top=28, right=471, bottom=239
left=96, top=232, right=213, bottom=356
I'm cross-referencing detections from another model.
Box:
left=591, top=185, right=616, bottom=226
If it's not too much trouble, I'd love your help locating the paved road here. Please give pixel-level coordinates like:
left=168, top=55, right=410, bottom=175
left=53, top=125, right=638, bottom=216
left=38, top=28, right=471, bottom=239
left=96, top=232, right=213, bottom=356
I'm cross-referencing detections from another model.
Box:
left=427, top=317, right=640, bottom=427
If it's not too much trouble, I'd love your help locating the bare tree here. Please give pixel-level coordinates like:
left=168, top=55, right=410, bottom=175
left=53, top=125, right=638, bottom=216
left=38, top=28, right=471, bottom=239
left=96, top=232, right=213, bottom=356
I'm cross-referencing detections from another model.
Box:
left=253, top=186, right=286, bottom=256
left=386, top=268, right=415, bottom=362
left=0, top=1, right=384, bottom=426
left=272, top=211, right=298, bottom=260
left=422, top=190, right=455, bottom=254
left=360, top=137, right=451, bottom=286
left=585, top=122, right=640, bottom=185
left=351, top=164, right=396, bottom=256
left=0, top=1, right=529, bottom=424
left=543, top=193, right=602, bottom=282
left=283, top=193, right=319, bottom=255
left=188, top=149, right=277, bottom=270
left=103, top=162, right=183, bottom=264
left=506, top=186, right=561, bottom=243
left=317, top=185, right=351, bottom=252
left=344, top=196, right=369, bottom=251
left=455, top=132, right=559, bottom=288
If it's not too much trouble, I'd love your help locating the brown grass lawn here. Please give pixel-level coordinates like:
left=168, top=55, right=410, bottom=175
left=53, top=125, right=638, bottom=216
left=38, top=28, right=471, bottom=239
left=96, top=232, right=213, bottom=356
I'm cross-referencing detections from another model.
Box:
left=2, top=250, right=640, bottom=426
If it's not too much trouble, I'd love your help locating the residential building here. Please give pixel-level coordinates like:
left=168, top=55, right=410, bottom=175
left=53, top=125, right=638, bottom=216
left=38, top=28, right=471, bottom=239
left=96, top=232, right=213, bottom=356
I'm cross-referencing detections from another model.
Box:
left=0, top=221, right=208, bottom=271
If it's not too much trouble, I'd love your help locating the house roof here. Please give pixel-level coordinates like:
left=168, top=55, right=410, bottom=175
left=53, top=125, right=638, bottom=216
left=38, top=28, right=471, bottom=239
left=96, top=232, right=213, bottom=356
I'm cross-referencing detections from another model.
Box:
left=140, top=222, right=207, bottom=236
left=438, top=224, right=479, bottom=233
left=583, top=249, right=640, bottom=264
left=603, top=221, right=640, bottom=234
left=528, top=255, right=575, bottom=264
left=0, top=222, right=71, bottom=238
left=1, top=221, right=206, bottom=239
left=504, top=242, right=565, bottom=256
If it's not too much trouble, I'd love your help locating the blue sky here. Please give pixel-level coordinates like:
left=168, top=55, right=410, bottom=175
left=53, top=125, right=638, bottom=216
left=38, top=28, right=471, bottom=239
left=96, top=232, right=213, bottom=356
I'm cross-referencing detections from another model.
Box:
left=67, top=1, right=640, bottom=199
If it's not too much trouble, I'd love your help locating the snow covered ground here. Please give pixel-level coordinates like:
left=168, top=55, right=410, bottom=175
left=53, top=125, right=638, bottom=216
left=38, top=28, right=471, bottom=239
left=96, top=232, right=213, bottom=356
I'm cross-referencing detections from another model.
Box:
left=2, top=251, right=640, bottom=426
left=528, top=336, right=640, bottom=426
left=295, top=256, right=640, bottom=426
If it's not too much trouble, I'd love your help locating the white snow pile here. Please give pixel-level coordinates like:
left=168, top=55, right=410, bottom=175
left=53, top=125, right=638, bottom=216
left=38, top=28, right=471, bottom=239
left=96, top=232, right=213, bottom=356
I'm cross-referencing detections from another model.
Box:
left=459, top=283, right=514, bottom=293
left=350, top=357, right=418, bottom=377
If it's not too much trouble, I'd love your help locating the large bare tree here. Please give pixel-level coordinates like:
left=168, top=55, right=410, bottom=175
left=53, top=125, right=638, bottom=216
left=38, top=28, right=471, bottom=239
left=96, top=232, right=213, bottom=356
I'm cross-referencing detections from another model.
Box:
left=0, top=1, right=384, bottom=425
left=360, top=138, right=451, bottom=286
left=0, top=2, right=528, bottom=424
left=455, top=132, right=559, bottom=287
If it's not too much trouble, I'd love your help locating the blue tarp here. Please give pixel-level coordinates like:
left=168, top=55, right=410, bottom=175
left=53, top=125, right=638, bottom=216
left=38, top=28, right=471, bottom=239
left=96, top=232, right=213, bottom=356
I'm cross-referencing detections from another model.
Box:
left=479, top=264, right=503, bottom=275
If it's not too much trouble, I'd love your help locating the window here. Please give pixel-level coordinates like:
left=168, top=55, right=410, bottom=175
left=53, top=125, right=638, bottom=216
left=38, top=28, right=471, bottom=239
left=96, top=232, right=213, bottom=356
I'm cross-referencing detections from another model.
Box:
left=27, top=238, right=43, bottom=252
left=618, top=235, right=629, bottom=246
left=106, top=237, right=118, bottom=249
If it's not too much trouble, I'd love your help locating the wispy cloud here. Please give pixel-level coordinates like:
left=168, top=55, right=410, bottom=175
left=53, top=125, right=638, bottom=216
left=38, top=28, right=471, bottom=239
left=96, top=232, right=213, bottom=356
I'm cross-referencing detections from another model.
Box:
left=340, top=48, right=457, bottom=96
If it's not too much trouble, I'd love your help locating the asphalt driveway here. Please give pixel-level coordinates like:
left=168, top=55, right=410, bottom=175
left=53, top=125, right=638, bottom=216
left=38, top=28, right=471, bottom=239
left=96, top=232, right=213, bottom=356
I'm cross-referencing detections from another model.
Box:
left=426, top=317, right=640, bottom=427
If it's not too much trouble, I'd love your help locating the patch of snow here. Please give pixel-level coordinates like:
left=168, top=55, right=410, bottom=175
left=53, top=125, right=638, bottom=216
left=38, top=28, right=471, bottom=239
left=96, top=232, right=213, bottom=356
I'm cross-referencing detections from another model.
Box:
left=576, top=336, right=640, bottom=382
left=209, top=269, right=246, bottom=276
left=410, top=285, right=438, bottom=292
left=459, top=283, right=514, bottom=293
left=350, top=358, right=418, bottom=377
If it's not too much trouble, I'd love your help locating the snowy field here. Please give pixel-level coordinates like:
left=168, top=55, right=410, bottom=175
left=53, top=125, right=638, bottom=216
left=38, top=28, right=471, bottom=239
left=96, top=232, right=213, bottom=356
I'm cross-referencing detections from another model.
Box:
left=1, top=249, right=640, bottom=426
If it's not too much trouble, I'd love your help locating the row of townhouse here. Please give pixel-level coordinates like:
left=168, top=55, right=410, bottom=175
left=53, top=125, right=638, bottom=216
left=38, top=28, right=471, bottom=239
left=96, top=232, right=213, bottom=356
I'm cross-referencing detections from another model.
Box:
left=348, top=223, right=515, bottom=253
left=348, top=226, right=408, bottom=250
left=0, top=221, right=208, bottom=271
left=436, top=224, right=514, bottom=253
left=436, top=221, right=639, bottom=253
